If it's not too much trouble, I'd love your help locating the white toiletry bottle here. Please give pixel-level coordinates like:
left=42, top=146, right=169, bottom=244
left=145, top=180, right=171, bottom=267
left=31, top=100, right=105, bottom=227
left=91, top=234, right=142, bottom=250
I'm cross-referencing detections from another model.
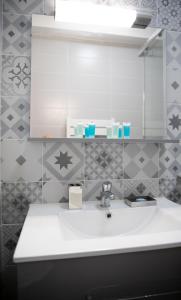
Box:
left=76, top=122, right=84, bottom=138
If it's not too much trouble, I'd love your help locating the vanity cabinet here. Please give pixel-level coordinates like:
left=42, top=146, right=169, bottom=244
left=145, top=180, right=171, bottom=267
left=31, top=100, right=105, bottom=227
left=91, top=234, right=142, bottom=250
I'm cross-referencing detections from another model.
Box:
left=17, top=247, right=181, bottom=300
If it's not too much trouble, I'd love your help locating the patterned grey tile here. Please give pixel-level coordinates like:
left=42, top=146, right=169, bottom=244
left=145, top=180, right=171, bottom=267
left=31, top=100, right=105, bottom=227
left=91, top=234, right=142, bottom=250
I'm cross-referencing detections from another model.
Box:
left=43, top=181, right=69, bottom=203
left=123, top=179, right=159, bottom=198
left=167, top=104, right=181, bottom=139
left=1, top=55, right=31, bottom=96
left=166, top=34, right=181, bottom=105
left=43, top=141, right=84, bottom=181
left=159, top=177, right=181, bottom=203
left=1, top=96, right=30, bottom=138
left=0, top=0, right=2, bottom=51
left=124, top=143, right=159, bottom=179
left=2, top=182, right=42, bottom=224
left=84, top=180, right=123, bottom=202
left=3, top=14, right=31, bottom=56
left=166, top=31, right=181, bottom=67
left=3, top=0, right=44, bottom=15
left=84, top=142, right=123, bottom=180
left=2, top=225, right=22, bottom=268
left=159, top=143, right=181, bottom=178
left=157, top=0, right=181, bottom=31
left=2, top=140, right=42, bottom=182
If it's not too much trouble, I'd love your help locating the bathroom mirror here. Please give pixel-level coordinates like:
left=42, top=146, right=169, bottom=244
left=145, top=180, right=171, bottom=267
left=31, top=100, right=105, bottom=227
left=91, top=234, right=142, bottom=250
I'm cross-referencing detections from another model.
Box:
left=30, top=15, right=165, bottom=139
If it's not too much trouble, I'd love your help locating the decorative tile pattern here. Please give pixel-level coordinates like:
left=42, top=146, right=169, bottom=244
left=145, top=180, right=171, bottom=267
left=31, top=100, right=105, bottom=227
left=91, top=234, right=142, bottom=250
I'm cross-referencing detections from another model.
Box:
left=1, top=55, right=31, bottom=96
left=3, top=13, right=31, bottom=55
left=166, top=32, right=181, bottom=106
left=123, top=179, right=159, bottom=198
left=166, top=31, right=181, bottom=67
left=167, top=104, right=181, bottom=139
left=159, top=177, right=181, bottom=203
left=2, top=140, right=42, bottom=182
left=2, top=225, right=22, bottom=268
left=43, top=181, right=69, bottom=203
left=157, top=0, right=181, bottom=31
left=1, top=96, right=30, bottom=138
left=84, top=180, right=123, bottom=202
left=84, top=142, right=123, bottom=180
left=124, top=143, right=159, bottom=179
left=43, top=142, right=84, bottom=181
left=3, top=0, right=44, bottom=15
left=2, top=182, right=42, bottom=224
left=159, top=143, right=181, bottom=178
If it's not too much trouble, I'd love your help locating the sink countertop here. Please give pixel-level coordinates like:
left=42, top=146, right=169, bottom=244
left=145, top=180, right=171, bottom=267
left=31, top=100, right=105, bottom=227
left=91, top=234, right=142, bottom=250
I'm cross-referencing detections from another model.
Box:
left=14, top=198, right=181, bottom=263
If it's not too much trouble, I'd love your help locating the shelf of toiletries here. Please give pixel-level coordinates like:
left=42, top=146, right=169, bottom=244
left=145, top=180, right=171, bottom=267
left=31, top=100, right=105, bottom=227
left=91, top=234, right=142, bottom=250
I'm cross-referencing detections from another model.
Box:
left=67, top=118, right=131, bottom=139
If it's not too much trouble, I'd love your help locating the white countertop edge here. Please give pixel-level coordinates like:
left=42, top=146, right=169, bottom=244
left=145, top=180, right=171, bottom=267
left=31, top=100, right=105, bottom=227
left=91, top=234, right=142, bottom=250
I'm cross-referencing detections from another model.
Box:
left=14, top=241, right=181, bottom=264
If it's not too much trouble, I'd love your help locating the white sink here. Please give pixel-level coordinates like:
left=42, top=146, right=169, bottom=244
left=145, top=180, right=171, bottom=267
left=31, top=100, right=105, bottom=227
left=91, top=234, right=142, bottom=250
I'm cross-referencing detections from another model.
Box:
left=14, top=198, right=181, bottom=263
left=59, top=201, right=181, bottom=239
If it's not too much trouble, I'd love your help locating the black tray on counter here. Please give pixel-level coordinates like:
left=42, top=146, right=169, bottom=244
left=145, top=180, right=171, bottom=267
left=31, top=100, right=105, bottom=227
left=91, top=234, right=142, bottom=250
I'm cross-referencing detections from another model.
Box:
left=124, top=195, right=157, bottom=207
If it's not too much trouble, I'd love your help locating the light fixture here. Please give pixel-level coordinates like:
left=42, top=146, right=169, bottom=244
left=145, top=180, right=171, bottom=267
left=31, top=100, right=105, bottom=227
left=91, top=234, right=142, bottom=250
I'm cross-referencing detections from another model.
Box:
left=55, top=0, right=137, bottom=29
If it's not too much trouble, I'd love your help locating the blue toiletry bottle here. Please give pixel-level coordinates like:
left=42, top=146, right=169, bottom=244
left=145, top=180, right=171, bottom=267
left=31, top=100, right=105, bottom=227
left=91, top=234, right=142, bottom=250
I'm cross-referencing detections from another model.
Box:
left=123, top=122, right=131, bottom=139
left=89, top=122, right=96, bottom=138
left=85, top=124, right=90, bottom=138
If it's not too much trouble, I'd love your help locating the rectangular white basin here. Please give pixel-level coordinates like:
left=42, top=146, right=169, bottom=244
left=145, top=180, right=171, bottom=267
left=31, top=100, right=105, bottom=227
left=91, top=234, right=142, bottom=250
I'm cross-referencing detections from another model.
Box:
left=14, top=198, right=181, bottom=263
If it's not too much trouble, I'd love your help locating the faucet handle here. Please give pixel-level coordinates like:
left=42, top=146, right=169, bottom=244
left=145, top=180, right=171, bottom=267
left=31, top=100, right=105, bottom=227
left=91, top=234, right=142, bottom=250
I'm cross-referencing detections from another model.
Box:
left=102, top=181, right=112, bottom=192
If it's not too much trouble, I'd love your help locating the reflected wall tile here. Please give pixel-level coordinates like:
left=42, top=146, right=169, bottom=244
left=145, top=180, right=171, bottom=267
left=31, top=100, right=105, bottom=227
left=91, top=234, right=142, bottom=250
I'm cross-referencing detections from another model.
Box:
left=3, top=0, right=44, bottom=15
left=159, top=143, right=181, bottom=178
left=2, top=14, right=31, bottom=56
left=123, top=179, right=159, bottom=198
left=84, top=142, right=123, bottom=180
left=167, top=104, right=181, bottom=139
left=44, top=0, right=55, bottom=16
left=1, top=55, right=31, bottom=96
left=2, top=225, right=22, bottom=268
left=140, top=0, right=157, bottom=10
left=84, top=180, right=123, bottom=202
left=1, top=96, right=30, bottom=138
left=2, top=182, right=42, bottom=224
left=2, top=140, right=42, bottom=182
left=43, top=141, right=84, bottom=181
left=124, top=143, right=159, bottom=179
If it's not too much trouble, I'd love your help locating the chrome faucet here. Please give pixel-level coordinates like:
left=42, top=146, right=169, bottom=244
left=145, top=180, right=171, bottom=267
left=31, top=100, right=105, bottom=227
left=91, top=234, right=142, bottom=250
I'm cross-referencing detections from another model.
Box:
left=100, top=181, right=115, bottom=208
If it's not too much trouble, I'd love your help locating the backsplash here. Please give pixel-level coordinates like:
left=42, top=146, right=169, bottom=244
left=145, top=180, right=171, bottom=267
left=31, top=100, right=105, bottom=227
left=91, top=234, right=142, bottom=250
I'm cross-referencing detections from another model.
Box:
left=0, top=0, right=181, bottom=287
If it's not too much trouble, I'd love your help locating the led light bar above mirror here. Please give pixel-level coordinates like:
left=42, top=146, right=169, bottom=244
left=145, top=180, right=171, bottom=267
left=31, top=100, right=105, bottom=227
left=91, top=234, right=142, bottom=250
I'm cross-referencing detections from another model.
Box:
left=55, top=0, right=137, bottom=28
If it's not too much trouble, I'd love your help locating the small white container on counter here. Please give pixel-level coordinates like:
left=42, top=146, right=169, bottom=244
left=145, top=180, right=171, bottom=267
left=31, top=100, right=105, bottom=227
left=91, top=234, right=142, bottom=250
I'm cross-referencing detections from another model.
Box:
left=69, top=184, right=83, bottom=209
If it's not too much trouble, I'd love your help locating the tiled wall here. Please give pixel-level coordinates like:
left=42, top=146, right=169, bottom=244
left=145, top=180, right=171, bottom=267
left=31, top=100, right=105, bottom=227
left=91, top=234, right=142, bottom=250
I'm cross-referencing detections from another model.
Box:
left=0, top=0, right=181, bottom=295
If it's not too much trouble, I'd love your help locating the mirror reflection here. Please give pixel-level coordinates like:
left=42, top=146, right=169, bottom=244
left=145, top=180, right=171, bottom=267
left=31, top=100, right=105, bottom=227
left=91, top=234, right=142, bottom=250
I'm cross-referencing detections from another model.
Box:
left=30, top=15, right=165, bottom=139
